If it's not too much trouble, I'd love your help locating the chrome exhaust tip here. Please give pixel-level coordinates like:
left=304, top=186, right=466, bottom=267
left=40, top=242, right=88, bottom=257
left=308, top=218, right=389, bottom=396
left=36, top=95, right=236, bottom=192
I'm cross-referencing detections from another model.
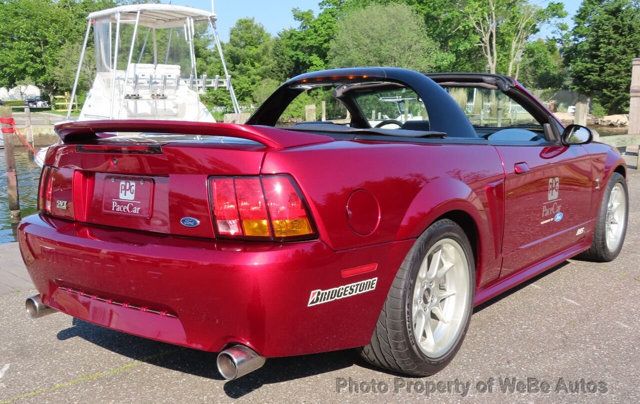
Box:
left=216, top=345, right=266, bottom=380
left=25, top=295, right=54, bottom=319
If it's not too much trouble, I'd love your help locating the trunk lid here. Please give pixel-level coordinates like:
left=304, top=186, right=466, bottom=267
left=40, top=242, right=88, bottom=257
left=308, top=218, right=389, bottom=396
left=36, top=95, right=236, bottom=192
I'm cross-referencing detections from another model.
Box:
left=44, top=120, right=332, bottom=238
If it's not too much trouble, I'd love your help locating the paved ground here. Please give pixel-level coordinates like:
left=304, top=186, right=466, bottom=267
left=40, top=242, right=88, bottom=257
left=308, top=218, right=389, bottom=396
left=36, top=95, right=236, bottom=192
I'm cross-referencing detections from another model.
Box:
left=0, top=172, right=639, bottom=403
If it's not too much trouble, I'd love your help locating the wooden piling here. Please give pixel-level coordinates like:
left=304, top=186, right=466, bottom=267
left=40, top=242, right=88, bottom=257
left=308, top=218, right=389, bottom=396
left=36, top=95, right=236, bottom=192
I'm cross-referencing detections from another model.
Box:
left=630, top=58, right=640, bottom=135
left=630, top=58, right=640, bottom=168
left=305, top=104, right=317, bottom=122
left=24, top=106, right=34, bottom=155
left=1, top=108, right=21, bottom=223
left=574, top=101, right=588, bottom=126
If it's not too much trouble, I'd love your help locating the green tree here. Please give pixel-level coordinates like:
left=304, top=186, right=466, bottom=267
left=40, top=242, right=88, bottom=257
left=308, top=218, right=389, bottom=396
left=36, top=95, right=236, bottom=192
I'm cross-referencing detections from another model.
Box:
left=565, top=0, right=640, bottom=113
left=328, top=3, right=446, bottom=71
left=224, top=18, right=275, bottom=103
left=0, top=0, right=114, bottom=93
left=466, top=0, right=566, bottom=75
left=252, top=78, right=280, bottom=105
left=404, top=0, right=481, bottom=71
left=272, top=2, right=342, bottom=80
left=519, top=39, right=566, bottom=90
left=334, top=0, right=482, bottom=71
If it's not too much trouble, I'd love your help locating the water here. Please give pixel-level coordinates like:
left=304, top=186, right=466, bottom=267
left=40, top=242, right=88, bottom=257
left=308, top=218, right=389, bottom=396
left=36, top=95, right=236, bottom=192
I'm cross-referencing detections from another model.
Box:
left=594, top=127, right=627, bottom=137
left=0, top=148, right=41, bottom=243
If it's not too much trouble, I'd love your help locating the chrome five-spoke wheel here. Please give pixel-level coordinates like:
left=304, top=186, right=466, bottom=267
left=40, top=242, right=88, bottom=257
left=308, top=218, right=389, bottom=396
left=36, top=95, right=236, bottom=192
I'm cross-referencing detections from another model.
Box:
left=412, top=238, right=470, bottom=358
left=581, top=172, right=628, bottom=262
left=360, top=219, right=474, bottom=376
left=605, top=182, right=627, bottom=252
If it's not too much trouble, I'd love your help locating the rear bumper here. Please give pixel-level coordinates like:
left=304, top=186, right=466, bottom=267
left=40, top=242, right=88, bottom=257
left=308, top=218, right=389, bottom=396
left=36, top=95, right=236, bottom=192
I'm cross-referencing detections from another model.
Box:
left=18, top=214, right=413, bottom=357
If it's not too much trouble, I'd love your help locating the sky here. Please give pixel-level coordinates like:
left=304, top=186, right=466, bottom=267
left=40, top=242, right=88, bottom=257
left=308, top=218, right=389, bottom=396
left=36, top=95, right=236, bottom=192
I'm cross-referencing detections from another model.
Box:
left=171, top=0, right=319, bottom=41
left=171, top=0, right=583, bottom=41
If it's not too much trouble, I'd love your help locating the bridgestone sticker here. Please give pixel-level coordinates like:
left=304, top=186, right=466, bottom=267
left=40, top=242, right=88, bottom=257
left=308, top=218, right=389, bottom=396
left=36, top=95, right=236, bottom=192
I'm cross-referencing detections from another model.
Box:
left=307, top=278, right=378, bottom=307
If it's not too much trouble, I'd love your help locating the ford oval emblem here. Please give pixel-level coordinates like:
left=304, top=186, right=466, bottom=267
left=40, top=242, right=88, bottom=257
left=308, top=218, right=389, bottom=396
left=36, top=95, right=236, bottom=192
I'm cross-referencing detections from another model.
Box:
left=180, top=217, right=200, bottom=228
left=554, top=212, right=564, bottom=223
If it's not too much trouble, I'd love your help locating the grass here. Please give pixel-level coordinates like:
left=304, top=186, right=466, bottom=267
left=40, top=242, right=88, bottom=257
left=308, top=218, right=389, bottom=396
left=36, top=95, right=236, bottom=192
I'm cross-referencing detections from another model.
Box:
left=47, top=110, right=80, bottom=118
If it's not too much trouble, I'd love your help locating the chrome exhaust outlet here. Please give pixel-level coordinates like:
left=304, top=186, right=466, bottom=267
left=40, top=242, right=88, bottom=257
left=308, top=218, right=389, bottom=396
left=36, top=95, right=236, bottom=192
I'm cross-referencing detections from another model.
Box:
left=25, top=295, right=54, bottom=319
left=217, top=345, right=266, bottom=380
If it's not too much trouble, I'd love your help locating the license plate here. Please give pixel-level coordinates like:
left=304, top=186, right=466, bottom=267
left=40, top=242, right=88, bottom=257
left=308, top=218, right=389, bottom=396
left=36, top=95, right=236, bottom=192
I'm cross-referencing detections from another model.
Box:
left=102, top=176, right=154, bottom=218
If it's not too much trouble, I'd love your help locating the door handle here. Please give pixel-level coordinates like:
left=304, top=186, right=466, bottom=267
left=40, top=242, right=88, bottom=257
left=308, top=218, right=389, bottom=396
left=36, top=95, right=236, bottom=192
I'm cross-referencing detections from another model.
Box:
left=514, top=162, right=530, bottom=174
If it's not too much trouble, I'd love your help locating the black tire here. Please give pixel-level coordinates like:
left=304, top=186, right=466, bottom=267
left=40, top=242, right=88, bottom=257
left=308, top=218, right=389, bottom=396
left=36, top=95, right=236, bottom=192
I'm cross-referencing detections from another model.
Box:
left=579, top=172, right=629, bottom=262
left=360, top=219, right=475, bottom=376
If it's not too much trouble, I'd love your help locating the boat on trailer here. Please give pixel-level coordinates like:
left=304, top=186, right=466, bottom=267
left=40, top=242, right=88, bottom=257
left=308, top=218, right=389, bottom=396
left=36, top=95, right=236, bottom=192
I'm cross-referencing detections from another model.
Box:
left=36, top=3, right=239, bottom=166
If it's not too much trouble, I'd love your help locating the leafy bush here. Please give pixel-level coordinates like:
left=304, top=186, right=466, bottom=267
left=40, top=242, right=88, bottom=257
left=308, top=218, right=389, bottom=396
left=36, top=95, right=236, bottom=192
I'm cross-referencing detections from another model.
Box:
left=3, top=100, right=24, bottom=107
left=590, top=100, right=607, bottom=118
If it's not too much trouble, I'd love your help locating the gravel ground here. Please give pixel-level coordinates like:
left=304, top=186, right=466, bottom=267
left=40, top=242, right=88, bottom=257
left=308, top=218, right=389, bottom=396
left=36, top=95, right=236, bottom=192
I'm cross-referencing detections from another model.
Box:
left=0, top=171, right=638, bottom=404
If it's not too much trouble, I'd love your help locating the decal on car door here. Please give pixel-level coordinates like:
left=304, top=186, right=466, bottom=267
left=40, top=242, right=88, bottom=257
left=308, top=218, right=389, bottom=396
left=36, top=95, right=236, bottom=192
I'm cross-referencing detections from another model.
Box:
left=548, top=177, right=560, bottom=201
left=541, top=177, right=563, bottom=225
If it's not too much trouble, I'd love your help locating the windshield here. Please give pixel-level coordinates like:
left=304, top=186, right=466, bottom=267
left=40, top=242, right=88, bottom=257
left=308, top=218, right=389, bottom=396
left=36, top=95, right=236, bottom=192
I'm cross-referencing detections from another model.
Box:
left=275, top=81, right=429, bottom=131
left=440, top=86, right=540, bottom=129
left=353, top=88, right=428, bottom=127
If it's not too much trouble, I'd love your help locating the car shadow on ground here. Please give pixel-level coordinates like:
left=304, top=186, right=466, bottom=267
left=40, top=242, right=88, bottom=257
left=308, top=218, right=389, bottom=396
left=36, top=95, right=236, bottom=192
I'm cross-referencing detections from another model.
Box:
left=56, top=259, right=573, bottom=398
left=473, top=261, right=569, bottom=313
left=56, top=319, right=359, bottom=398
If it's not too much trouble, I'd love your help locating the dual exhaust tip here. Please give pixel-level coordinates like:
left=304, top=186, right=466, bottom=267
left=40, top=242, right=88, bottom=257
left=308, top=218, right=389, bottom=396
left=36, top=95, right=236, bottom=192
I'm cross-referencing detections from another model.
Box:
left=25, top=294, right=265, bottom=380
left=216, top=344, right=266, bottom=380
left=25, top=294, right=55, bottom=319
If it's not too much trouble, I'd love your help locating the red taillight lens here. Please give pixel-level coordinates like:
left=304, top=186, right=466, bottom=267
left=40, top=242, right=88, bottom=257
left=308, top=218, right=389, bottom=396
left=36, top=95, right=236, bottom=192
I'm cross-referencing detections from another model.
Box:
left=211, top=178, right=242, bottom=236
left=235, top=178, right=271, bottom=237
left=262, top=176, right=314, bottom=238
left=38, top=166, right=76, bottom=220
left=209, top=175, right=315, bottom=240
left=37, top=167, right=52, bottom=212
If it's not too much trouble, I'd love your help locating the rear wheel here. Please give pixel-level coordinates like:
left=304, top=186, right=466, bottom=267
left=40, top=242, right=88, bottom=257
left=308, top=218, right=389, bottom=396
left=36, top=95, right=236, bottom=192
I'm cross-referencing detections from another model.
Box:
left=360, top=219, right=474, bottom=376
left=580, top=173, right=628, bottom=262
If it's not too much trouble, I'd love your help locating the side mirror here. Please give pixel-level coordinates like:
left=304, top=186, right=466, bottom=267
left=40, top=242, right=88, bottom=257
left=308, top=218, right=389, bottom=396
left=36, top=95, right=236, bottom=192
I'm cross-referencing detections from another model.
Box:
left=561, top=124, right=593, bottom=145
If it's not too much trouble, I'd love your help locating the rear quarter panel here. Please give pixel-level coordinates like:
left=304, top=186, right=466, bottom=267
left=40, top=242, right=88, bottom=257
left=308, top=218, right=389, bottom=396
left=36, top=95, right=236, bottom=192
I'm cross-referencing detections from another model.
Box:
left=262, top=140, right=506, bottom=287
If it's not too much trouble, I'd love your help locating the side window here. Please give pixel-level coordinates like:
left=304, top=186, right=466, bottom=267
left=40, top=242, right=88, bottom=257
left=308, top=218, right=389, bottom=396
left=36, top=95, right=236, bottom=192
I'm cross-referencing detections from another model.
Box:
left=443, top=86, right=545, bottom=143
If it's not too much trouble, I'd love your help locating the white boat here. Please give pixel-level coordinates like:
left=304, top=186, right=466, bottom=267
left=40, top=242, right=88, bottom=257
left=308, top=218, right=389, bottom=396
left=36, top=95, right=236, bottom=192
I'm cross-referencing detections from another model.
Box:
left=36, top=4, right=239, bottom=167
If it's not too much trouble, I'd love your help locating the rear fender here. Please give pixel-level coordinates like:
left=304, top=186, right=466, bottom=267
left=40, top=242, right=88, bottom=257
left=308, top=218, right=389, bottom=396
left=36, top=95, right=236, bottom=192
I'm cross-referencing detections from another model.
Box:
left=396, top=177, right=500, bottom=288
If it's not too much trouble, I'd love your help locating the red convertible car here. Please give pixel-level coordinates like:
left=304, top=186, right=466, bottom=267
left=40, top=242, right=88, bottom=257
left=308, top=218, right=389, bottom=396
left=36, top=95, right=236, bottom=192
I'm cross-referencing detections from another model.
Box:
left=19, top=68, right=628, bottom=380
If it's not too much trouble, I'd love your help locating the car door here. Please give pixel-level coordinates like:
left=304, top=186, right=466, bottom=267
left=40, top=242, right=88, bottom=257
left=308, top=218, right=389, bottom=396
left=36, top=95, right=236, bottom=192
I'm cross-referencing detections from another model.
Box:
left=496, top=143, right=593, bottom=277
left=432, top=75, right=594, bottom=278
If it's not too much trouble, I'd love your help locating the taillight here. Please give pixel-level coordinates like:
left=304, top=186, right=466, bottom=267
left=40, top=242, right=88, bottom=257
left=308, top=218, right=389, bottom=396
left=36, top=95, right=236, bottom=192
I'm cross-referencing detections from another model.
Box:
left=262, top=176, right=313, bottom=238
left=38, top=167, right=53, bottom=213
left=212, top=178, right=242, bottom=236
left=38, top=167, right=55, bottom=213
left=38, top=166, right=75, bottom=219
left=209, top=175, right=316, bottom=241
left=235, top=178, right=271, bottom=237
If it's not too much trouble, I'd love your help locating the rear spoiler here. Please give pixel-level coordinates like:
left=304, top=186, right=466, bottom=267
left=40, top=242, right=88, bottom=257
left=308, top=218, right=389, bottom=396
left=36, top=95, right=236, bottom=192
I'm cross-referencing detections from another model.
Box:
left=54, top=120, right=332, bottom=150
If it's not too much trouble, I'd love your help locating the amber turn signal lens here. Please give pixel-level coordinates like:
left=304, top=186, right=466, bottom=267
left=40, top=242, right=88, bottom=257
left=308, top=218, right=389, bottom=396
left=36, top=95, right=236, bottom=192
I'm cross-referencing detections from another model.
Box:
left=262, top=176, right=314, bottom=238
left=271, top=218, right=313, bottom=238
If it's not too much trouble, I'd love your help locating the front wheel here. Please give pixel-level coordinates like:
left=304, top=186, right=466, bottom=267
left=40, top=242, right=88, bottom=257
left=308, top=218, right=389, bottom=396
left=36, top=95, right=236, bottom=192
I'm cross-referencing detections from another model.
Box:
left=360, top=219, right=474, bottom=376
left=580, top=172, right=629, bottom=262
